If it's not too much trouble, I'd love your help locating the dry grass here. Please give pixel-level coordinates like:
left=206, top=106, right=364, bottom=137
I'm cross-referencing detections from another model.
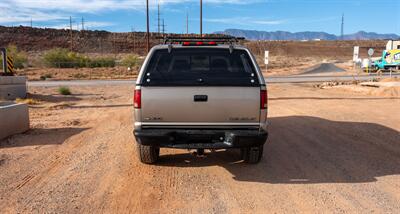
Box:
left=15, top=98, right=41, bottom=105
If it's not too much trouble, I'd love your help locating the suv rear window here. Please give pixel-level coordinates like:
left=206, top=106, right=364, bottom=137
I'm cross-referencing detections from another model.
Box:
left=141, top=48, right=260, bottom=86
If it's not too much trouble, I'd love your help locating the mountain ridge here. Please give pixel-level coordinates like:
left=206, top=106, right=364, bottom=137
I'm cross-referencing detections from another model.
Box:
left=215, top=29, right=400, bottom=41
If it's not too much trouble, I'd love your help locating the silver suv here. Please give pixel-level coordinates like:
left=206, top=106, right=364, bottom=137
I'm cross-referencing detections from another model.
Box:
left=133, top=37, right=268, bottom=164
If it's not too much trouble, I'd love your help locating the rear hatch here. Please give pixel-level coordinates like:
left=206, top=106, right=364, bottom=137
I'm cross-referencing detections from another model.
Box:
left=140, top=47, right=262, bottom=127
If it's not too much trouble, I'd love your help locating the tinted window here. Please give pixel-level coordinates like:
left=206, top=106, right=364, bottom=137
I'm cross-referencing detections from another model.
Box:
left=141, top=48, right=260, bottom=86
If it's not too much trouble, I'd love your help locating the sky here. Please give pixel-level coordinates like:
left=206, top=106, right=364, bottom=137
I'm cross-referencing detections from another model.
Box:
left=0, top=0, right=399, bottom=35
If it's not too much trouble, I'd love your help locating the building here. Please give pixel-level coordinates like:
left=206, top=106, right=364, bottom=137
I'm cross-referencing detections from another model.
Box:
left=386, top=40, right=400, bottom=50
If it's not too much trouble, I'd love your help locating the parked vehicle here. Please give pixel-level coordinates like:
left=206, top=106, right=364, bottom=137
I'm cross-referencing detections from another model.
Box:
left=133, top=37, right=269, bottom=164
left=374, top=49, right=400, bottom=71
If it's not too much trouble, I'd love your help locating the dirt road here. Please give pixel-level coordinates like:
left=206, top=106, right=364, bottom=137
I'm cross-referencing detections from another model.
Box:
left=1, top=84, right=399, bottom=213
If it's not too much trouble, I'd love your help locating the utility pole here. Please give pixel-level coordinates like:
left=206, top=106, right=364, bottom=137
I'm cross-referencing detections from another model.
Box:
left=186, top=11, right=189, bottom=35
left=341, top=13, right=344, bottom=40
left=113, top=33, right=116, bottom=56
left=30, top=18, right=33, bottom=28
left=132, top=27, right=135, bottom=53
left=70, top=16, right=73, bottom=51
left=157, top=3, right=161, bottom=35
left=146, top=0, right=150, bottom=53
left=81, top=17, right=84, bottom=31
left=200, top=0, right=203, bottom=37
left=162, top=19, right=165, bottom=37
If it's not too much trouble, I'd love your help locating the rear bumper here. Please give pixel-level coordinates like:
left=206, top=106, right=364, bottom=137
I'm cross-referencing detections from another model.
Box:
left=134, top=129, right=268, bottom=149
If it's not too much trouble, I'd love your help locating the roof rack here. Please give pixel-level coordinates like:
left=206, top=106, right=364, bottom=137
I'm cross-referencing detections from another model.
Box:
left=159, top=36, right=245, bottom=45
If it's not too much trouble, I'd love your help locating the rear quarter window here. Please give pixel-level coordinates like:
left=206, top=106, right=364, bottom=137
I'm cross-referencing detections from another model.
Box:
left=141, top=48, right=260, bottom=86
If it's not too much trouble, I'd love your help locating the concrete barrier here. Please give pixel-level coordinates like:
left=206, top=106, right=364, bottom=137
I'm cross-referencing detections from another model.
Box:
left=0, top=76, right=27, bottom=100
left=0, top=102, right=30, bottom=140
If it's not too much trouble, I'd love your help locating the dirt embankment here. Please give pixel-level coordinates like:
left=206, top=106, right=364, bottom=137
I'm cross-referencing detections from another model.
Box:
left=1, top=26, right=387, bottom=58
left=2, top=26, right=389, bottom=78
left=246, top=40, right=387, bottom=60
left=0, top=26, right=153, bottom=54
left=0, top=84, right=399, bottom=213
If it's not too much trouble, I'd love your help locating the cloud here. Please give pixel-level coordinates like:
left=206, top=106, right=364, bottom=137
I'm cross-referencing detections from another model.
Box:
left=0, top=0, right=261, bottom=26
left=0, top=4, right=65, bottom=23
left=47, top=21, right=115, bottom=30
left=3, top=0, right=259, bottom=14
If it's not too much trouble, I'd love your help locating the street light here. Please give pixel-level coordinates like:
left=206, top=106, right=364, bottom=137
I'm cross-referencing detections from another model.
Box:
left=146, top=0, right=150, bottom=53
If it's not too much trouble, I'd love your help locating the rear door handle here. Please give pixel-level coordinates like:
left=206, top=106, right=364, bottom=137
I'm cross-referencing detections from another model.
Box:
left=194, top=95, right=208, bottom=102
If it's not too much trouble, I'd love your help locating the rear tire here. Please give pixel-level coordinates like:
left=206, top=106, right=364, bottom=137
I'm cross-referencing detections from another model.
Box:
left=137, top=144, right=160, bottom=164
left=241, top=145, right=264, bottom=164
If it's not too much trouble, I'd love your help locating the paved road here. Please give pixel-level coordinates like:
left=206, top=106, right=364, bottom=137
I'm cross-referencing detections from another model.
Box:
left=27, top=73, right=400, bottom=87
left=266, top=73, right=400, bottom=83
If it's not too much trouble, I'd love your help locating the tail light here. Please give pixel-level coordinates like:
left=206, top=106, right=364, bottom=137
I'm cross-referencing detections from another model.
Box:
left=260, top=90, right=268, bottom=109
left=134, top=89, right=141, bottom=109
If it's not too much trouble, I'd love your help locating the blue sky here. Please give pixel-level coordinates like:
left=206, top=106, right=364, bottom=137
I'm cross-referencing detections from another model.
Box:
left=0, top=0, right=399, bottom=35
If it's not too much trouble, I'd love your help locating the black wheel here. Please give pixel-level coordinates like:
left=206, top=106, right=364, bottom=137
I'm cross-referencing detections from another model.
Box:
left=137, top=144, right=160, bottom=164
left=241, top=145, right=264, bottom=164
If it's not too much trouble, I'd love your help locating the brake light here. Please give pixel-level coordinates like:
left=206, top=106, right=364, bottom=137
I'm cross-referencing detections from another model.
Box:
left=181, top=41, right=217, bottom=46
left=260, top=90, right=268, bottom=109
left=134, top=89, right=141, bottom=109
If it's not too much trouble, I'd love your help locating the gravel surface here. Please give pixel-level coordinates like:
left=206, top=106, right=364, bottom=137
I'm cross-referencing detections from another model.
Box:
left=0, top=83, right=399, bottom=213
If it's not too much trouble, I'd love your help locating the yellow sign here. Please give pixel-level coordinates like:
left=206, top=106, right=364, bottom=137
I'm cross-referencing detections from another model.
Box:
left=6, top=56, right=14, bottom=73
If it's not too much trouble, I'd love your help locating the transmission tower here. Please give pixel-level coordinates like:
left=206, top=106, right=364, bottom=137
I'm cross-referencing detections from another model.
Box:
left=81, top=17, right=85, bottom=31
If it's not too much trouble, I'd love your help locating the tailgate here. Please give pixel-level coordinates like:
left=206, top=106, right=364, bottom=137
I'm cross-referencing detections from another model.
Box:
left=141, top=87, right=260, bottom=126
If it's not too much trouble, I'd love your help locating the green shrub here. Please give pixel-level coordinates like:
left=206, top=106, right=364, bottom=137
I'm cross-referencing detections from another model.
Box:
left=121, top=54, right=141, bottom=68
left=43, top=49, right=116, bottom=68
left=89, top=57, right=116, bottom=68
left=58, top=86, right=71, bottom=95
left=43, top=48, right=89, bottom=68
left=0, top=45, right=28, bottom=69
